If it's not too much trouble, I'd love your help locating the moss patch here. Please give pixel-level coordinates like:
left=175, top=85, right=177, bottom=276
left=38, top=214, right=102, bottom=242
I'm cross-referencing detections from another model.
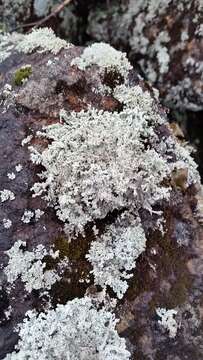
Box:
left=54, top=231, right=95, bottom=262
left=13, top=65, right=32, bottom=86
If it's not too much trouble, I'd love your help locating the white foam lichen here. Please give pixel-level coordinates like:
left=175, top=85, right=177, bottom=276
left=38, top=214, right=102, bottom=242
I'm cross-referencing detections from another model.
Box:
left=0, top=189, right=15, bottom=202
left=35, top=209, right=44, bottom=221
left=156, top=307, right=179, bottom=338
left=21, top=210, right=34, bottom=224
left=29, top=78, right=199, bottom=238
left=0, top=28, right=71, bottom=64
left=0, top=32, right=24, bottom=63
left=16, top=27, right=71, bottom=55
left=3, top=297, right=130, bottom=360
left=7, top=172, right=16, bottom=180
left=21, top=135, right=33, bottom=147
left=3, top=218, right=12, bottom=229
left=29, top=91, right=171, bottom=236
left=4, top=240, right=60, bottom=292
left=15, top=164, right=23, bottom=172
left=86, top=212, right=147, bottom=299
left=71, top=42, right=132, bottom=80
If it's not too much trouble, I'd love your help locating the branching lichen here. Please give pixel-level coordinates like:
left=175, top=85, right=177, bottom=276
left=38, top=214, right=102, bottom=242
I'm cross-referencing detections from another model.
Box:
left=71, top=42, right=132, bottom=80
left=156, top=307, right=179, bottom=338
left=4, top=297, right=130, bottom=360
left=0, top=27, right=72, bottom=65
left=86, top=212, right=147, bottom=299
left=4, top=240, right=60, bottom=292
left=16, top=27, right=72, bottom=55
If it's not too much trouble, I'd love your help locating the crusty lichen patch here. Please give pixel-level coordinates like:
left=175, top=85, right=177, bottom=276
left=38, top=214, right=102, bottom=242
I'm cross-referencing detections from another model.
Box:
left=0, top=27, right=72, bottom=65
left=28, top=64, right=199, bottom=300
left=3, top=297, right=130, bottom=360
left=4, top=240, right=60, bottom=292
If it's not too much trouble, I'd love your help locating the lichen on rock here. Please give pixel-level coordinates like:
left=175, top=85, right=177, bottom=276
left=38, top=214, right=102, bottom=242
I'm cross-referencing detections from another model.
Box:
left=4, top=297, right=130, bottom=360
left=86, top=0, right=203, bottom=111
left=0, top=28, right=202, bottom=360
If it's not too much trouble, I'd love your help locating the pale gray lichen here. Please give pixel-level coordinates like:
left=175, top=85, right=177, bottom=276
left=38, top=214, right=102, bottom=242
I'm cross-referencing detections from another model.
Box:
left=156, top=307, right=179, bottom=338
left=4, top=240, right=60, bottom=292
left=16, top=27, right=72, bottom=55
left=29, top=81, right=199, bottom=239
left=29, top=90, right=171, bottom=236
left=87, top=0, right=203, bottom=110
left=86, top=212, right=147, bottom=299
left=0, top=32, right=23, bottom=63
left=34, top=209, right=44, bottom=221
left=21, top=210, right=34, bottom=224
left=0, top=27, right=72, bottom=65
left=15, top=164, right=22, bottom=172
left=4, top=297, right=130, bottom=360
left=25, top=43, right=200, bottom=303
left=0, top=189, right=15, bottom=202
left=4, top=305, right=12, bottom=320
left=3, top=218, right=12, bottom=229
left=0, top=0, right=32, bottom=30
left=7, top=172, right=16, bottom=180
left=71, top=42, right=132, bottom=80
left=21, top=135, right=33, bottom=147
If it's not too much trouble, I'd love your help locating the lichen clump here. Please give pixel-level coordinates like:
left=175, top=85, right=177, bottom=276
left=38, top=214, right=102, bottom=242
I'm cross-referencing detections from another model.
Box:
left=27, top=42, right=199, bottom=300
left=0, top=27, right=71, bottom=65
left=13, top=65, right=32, bottom=86
left=86, top=212, right=147, bottom=299
left=16, top=27, right=72, bottom=55
left=4, top=297, right=130, bottom=360
left=1, top=36, right=201, bottom=359
left=71, top=42, right=132, bottom=79
left=4, top=240, right=60, bottom=292
left=156, top=307, right=179, bottom=338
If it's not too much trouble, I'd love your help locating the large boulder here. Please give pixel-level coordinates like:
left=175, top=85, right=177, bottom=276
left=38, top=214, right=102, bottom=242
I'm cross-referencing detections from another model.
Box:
left=0, top=28, right=202, bottom=359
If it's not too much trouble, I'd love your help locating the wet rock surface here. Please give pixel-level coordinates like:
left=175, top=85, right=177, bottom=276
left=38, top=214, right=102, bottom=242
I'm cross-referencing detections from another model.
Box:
left=0, top=36, right=202, bottom=360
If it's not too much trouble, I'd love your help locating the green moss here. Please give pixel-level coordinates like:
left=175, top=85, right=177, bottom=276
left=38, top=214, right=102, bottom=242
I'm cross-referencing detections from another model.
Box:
left=43, top=255, right=58, bottom=271
left=54, top=230, right=95, bottom=262
left=13, top=65, right=32, bottom=86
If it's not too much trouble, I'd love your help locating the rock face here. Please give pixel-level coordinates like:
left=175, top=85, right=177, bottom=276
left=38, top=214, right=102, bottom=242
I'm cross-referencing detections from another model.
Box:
left=1, top=0, right=202, bottom=112
left=0, top=29, right=203, bottom=359
left=0, top=0, right=79, bottom=43
left=85, top=0, right=203, bottom=112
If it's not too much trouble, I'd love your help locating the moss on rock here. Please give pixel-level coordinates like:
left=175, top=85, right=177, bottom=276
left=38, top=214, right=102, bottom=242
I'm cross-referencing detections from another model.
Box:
left=13, top=65, right=32, bottom=86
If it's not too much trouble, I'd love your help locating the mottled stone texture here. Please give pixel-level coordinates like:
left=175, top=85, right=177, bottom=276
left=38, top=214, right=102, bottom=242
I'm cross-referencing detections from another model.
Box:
left=85, top=0, right=203, bottom=112
left=1, top=1, right=202, bottom=112
left=0, top=42, right=202, bottom=360
left=0, top=0, right=80, bottom=44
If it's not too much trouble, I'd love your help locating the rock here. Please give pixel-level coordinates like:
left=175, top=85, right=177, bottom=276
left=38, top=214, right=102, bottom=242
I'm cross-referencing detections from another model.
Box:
left=0, top=29, right=202, bottom=359
left=0, top=0, right=79, bottom=44
left=85, top=0, right=203, bottom=112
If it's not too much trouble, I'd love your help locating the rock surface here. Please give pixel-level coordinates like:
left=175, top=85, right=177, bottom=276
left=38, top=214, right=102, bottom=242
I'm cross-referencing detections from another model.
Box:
left=85, top=0, right=203, bottom=112
left=0, top=29, right=202, bottom=359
